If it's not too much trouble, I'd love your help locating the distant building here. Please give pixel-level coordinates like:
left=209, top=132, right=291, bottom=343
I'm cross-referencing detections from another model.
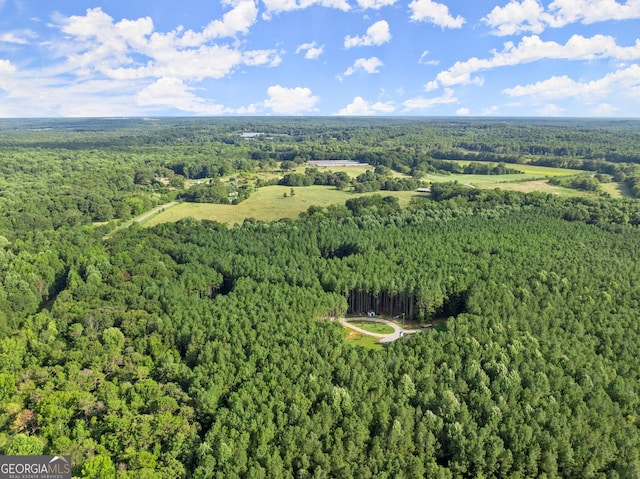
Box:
left=417, top=188, right=431, bottom=193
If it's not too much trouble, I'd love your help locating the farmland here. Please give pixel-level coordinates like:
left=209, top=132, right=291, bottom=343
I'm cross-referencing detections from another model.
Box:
left=2, top=117, right=640, bottom=477
left=144, top=162, right=600, bottom=226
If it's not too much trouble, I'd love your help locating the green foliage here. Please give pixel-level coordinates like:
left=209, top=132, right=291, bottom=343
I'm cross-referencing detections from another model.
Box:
left=549, top=174, right=601, bottom=192
left=2, top=118, right=640, bottom=478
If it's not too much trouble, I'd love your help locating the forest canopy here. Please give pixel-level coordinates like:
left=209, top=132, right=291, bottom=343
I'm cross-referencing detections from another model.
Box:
left=1, top=118, right=640, bottom=478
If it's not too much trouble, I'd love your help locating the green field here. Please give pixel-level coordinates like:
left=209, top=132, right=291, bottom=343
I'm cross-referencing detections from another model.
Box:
left=601, top=182, right=632, bottom=199
left=440, top=160, right=584, bottom=177
left=347, top=320, right=395, bottom=335
left=144, top=185, right=421, bottom=227
left=424, top=162, right=584, bottom=186
left=143, top=162, right=597, bottom=227
left=343, top=328, right=383, bottom=350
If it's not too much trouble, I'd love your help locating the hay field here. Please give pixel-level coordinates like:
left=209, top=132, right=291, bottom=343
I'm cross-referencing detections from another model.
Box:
left=144, top=185, right=420, bottom=227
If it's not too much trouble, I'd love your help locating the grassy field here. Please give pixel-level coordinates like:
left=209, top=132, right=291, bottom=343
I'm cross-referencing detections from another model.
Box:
left=142, top=162, right=600, bottom=227
left=601, top=182, right=632, bottom=199
left=439, top=160, right=583, bottom=177
left=476, top=179, right=589, bottom=196
left=423, top=162, right=584, bottom=186
left=343, top=328, right=383, bottom=350
left=347, top=320, right=395, bottom=335
left=144, top=185, right=421, bottom=227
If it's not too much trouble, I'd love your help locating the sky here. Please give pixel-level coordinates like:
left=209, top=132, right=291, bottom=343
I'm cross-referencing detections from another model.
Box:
left=0, top=0, right=639, bottom=117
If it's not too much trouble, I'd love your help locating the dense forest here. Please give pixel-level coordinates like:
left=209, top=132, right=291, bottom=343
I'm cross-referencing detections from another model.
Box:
left=2, top=118, right=640, bottom=477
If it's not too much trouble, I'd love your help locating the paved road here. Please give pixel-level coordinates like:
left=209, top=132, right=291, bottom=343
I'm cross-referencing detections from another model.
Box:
left=340, top=317, right=413, bottom=344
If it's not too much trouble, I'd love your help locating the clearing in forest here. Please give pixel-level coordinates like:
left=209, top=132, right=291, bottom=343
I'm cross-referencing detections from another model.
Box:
left=347, top=320, right=395, bottom=335
left=143, top=186, right=419, bottom=226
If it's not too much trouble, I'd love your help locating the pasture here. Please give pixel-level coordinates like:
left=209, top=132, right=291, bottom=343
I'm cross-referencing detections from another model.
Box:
left=143, top=161, right=599, bottom=227
left=144, top=185, right=420, bottom=227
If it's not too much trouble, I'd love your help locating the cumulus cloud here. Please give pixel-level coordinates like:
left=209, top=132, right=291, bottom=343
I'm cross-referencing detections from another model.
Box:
left=201, top=0, right=259, bottom=39
left=54, top=7, right=282, bottom=83
left=262, top=0, right=350, bottom=17
left=408, top=0, right=465, bottom=28
left=402, top=87, right=457, bottom=110
left=263, top=85, right=319, bottom=114
left=549, top=0, right=640, bottom=25
left=483, top=0, right=551, bottom=36
left=355, top=0, right=397, bottom=9
left=0, top=59, right=16, bottom=75
left=337, top=96, right=396, bottom=115
left=433, top=34, right=640, bottom=87
left=344, top=20, right=391, bottom=48
left=456, top=107, right=471, bottom=115
left=424, top=80, right=438, bottom=91
left=137, top=77, right=226, bottom=114
left=503, top=64, right=640, bottom=100
left=343, top=57, right=384, bottom=76
left=0, top=6, right=288, bottom=115
left=484, top=0, right=640, bottom=36
left=296, top=42, right=324, bottom=59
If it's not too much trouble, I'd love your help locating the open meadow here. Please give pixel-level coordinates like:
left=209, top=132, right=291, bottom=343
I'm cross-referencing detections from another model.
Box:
left=144, top=185, right=422, bottom=226
left=144, top=162, right=610, bottom=226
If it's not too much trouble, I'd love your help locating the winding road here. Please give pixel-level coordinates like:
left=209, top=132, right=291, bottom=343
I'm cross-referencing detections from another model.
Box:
left=340, top=317, right=414, bottom=344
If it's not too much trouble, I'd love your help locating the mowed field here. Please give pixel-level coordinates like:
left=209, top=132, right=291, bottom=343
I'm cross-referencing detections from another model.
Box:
left=144, top=185, right=422, bottom=227
left=423, top=161, right=585, bottom=186
left=143, top=161, right=611, bottom=227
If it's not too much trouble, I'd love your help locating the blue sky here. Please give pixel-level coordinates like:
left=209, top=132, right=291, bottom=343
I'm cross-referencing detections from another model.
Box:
left=0, top=0, right=639, bottom=117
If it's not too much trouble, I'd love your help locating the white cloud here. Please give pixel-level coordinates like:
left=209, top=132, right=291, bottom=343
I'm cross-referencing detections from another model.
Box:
left=408, top=0, right=465, bottom=28
left=54, top=7, right=282, bottom=82
left=343, top=57, right=384, bottom=76
left=419, top=51, right=439, bottom=65
left=483, top=0, right=550, bottom=36
left=0, top=7, right=288, bottom=116
left=536, top=103, right=564, bottom=116
left=549, top=0, right=640, bottom=26
left=402, top=87, right=457, bottom=110
left=503, top=64, right=640, bottom=100
left=0, top=30, right=37, bottom=44
left=589, top=103, right=618, bottom=115
left=482, top=105, right=500, bottom=115
left=296, top=42, right=324, bottom=59
left=0, top=59, right=16, bottom=75
left=263, top=85, right=319, bottom=114
left=456, top=107, right=471, bottom=115
left=344, top=20, right=391, bottom=48
left=424, top=80, right=438, bottom=91
left=484, top=0, right=640, bottom=36
left=137, top=77, right=226, bottom=114
left=243, top=49, right=282, bottom=67
left=262, top=0, right=350, bottom=17
left=434, top=34, right=640, bottom=87
left=201, top=0, right=259, bottom=39
left=337, top=96, right=396, bottom=115
left=355, top=0, right=397, bottom=9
